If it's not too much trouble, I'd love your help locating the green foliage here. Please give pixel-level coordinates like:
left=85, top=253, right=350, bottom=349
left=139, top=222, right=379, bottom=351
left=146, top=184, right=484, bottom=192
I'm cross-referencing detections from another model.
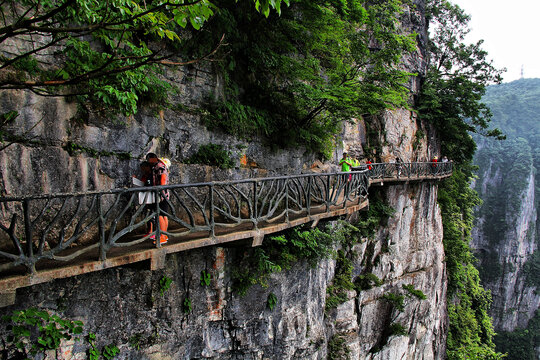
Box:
left=187, top=144, right=234, bottom=169
left=232, top=247, right=282, bottom=296
left=232, top=223, right=349, bottom=295
left=412, top=129, right=425, bottom=151
left=481, top=79, right=540, bottom=142
left=88, top=333, right=100, bottom=360
left=264, top=227, right=335, bottom=270
left=354, top=273, right=383, bottom=291
left=200, top=270, right=212, bottom=286
left=203, top=101, right=273, bottom=140
left=0, top=0, right=288, bottom=116
left=2, top=308, right=83, bottom=357
left=327, top=334, right=350, bottom=360
left=326, top=250, right=355, bottom=311
left=494, top=310, right=540, bottom=360
left=62, top=141, right=132, bottom=160
left=523, top=251, right=540, bottom=288
left=182, top=297, right=192, bottom=314
left=382, top=293, right=405, bottom=312
left=370, top=322, right=409, bottom=353
left=87, top=332, right=119, bottom=360
left=420, top=0, right=505, bottom=164
left=438, top=164, right=481, bottom=293
left=1, top=308, right=121, bottom=359
left=402, top=284, right=427, bottom=300
left=355, top=195, right=395, bottom=239
left=159, top=275, right=172, bottom=297
left=388, top=323, right=408, bottom=337
left=328, top=220, right=363, bottom=248
left=129, top=333, right=143, bottom=350
left=190, top=0, right=414, bottom=154
left=266, top=292, right=278, bottom=311
left=102, top=344, right=120, bottom=360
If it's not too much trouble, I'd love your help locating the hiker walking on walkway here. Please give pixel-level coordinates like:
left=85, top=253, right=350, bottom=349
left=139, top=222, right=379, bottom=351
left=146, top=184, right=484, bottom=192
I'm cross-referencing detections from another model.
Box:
left=146, top=153, right=171, bottom=245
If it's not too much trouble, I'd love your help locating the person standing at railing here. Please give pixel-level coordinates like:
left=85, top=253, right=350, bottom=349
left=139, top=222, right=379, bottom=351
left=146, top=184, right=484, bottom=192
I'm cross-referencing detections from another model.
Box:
left=366, top=159, right=372, bottom=171
left=339, top=152, right=354, bottom=189
left=351, top=156, right=361, bottom=168
left=339, top=152, right=353, bottom=172
left=431, top=156, right=438, bottom=175
left=146, top=153, right=171, bottom=245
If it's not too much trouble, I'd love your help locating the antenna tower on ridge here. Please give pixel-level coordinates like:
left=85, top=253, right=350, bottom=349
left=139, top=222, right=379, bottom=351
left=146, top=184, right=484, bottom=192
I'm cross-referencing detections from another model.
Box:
left=520, top=65, right=524, bottom=79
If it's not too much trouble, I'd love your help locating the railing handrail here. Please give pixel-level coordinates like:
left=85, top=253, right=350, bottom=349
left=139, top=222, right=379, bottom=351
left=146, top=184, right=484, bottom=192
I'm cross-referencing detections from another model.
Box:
left=0, top=161, right=451, bottom=202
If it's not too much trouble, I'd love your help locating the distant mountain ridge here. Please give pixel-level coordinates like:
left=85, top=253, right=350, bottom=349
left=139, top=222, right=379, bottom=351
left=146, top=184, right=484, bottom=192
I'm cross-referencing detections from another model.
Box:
left=472, top=78, right=540, bottom=359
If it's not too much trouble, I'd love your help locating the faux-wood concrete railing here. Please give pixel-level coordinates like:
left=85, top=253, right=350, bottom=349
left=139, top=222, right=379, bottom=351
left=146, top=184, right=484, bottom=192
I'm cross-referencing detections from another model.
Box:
left=0, top=161, right=451, bottom=293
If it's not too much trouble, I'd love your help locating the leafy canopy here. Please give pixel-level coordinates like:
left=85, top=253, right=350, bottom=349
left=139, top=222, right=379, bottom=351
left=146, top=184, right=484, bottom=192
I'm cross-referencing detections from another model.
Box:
left=419, top=0, right=505, bottom=164
left=0, top=0, right=289, bottom=115
left=198, top=0, right=416, bottom=155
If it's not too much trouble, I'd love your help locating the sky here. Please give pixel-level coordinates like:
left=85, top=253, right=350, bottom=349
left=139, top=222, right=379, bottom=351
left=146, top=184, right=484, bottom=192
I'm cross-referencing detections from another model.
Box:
left=451, top=0, right=540, bottom=82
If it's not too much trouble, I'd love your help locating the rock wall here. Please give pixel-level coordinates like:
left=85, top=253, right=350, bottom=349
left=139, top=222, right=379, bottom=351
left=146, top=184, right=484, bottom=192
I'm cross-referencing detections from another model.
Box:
left=472, top=158, right=539, bottom=331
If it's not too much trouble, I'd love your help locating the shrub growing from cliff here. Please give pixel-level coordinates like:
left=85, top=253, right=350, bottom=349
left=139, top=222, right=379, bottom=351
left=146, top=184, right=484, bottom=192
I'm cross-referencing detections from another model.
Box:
left=1, top=308, right=119, bottom=359
left=439, top=165, right=503, bottom=360
left=494, top=310, right=540, bottom=360
left=232, top=220, right=362, bottom=296
left=186, top=143, right=234, bottom=169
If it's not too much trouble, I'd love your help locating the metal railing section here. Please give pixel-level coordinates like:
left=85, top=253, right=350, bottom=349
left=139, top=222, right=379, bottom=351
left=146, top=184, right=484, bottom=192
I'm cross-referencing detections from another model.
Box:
left=363, top=161, right=453, bottom=180
left=0, top=162, right=452, bottom=276
left=0, top=170, right=371, bottom=275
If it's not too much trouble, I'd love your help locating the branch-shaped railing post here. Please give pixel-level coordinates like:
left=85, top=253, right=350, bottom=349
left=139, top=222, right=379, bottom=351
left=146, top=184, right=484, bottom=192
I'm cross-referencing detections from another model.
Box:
left=285, top=178, right=289, bottom=223
left=307, top=176, right=312, bottom=216
left=253, top=181, right=258, bottom=229
left=326, top=175, right=331, bottom=212
left=98, top=194, right=106, bottom=261
left=22, top=199, right=35, bottom=274
left=209, top=184, right=215, bottom=238
left=154, top=189, right=162, bottom=248
left=342, top=173, right=348, bottom=209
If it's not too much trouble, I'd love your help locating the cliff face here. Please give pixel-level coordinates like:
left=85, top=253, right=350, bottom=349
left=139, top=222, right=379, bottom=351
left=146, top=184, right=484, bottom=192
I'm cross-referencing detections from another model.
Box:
left=0, top=1, right=451, bottom=358
left=472, top=146, right=539, bottom=331
left=471, top=80, right=540, bottom=335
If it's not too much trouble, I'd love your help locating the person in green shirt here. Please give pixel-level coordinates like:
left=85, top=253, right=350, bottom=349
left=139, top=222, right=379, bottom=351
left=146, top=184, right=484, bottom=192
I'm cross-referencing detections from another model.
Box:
left=339, top=152, right=353, bottom=172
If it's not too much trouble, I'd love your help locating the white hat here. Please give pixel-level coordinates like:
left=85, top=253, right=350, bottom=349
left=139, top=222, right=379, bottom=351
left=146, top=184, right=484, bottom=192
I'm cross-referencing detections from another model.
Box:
left=160, top=158, right=171, bottom=169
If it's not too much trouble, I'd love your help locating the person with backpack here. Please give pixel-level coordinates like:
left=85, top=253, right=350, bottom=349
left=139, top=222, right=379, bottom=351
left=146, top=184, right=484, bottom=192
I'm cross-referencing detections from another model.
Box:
left=365, top=159, right=373, bottom=171
left=146, top=153, right=170, bottom=245
left=431, top=156, right=438, bottom=175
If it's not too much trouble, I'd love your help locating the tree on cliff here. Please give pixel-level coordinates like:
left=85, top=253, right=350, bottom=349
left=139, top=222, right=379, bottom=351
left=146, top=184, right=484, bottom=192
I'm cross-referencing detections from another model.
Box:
left=0, top=0, right=288, bottom=116
left=183, top=0, right=416, bottom=155
left=420, top=1, right=505, bottom=359
left=419, top=0, right=505, bottom=164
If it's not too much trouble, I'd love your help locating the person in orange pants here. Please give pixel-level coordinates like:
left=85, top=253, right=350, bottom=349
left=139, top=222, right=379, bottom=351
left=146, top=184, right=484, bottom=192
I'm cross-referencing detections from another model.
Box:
left=146, top=153, right=170, bottom=245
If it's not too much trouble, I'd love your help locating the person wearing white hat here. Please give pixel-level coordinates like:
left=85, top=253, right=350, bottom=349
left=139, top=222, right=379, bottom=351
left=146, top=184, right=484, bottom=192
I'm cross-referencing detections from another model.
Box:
left=146, top=153, right=170, bottom=245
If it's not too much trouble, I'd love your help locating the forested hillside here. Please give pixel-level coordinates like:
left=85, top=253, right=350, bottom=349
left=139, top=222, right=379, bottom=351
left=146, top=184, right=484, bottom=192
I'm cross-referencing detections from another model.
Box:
left=472, top=78, right=540, bottom=359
